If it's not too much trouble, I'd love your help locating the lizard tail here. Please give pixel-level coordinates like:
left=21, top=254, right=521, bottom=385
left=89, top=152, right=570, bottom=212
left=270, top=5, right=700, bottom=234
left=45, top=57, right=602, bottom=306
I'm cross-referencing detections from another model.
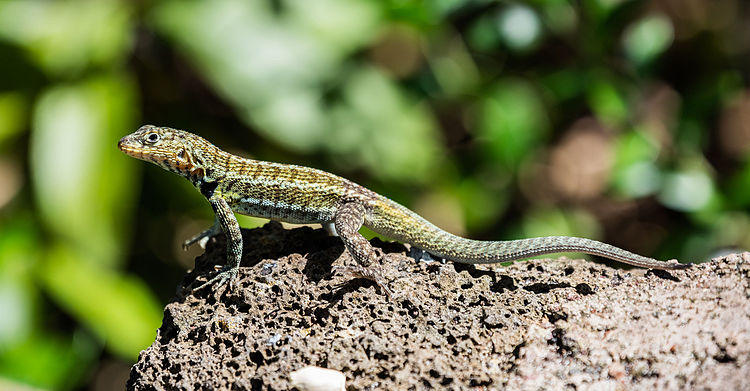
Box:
left=366, top=197, right=689, bottom=270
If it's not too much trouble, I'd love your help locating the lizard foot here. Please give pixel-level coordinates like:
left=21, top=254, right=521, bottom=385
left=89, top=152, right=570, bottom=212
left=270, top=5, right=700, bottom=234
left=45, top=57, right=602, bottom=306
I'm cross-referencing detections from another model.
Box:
left=191, top=266, right=239, bottom=294
left=333, top=264, right=393, bottom=298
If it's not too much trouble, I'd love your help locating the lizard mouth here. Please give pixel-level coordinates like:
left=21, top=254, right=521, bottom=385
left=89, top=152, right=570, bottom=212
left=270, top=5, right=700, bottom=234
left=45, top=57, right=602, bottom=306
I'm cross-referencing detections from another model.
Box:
left=118, top=136, right=144, bottom=159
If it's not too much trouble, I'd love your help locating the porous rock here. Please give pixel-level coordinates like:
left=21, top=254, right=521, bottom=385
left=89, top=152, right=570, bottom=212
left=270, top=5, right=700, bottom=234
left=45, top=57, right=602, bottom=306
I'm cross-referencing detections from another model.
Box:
left=127, top=222, right=750, bottom=390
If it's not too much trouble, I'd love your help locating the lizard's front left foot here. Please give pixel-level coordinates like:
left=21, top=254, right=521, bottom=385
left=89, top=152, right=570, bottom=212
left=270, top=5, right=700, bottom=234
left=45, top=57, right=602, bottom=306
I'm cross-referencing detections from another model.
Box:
left=191, top=266, right=239, bottom=294
left=333, top=264, right=393, bottom=298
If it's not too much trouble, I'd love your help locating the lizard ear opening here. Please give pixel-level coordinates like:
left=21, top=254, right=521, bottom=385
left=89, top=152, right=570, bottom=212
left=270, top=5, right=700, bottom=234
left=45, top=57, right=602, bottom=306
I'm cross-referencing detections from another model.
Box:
left=176, top=148, right=191, bottom=163
left=190, top=166, right=205, bottom=178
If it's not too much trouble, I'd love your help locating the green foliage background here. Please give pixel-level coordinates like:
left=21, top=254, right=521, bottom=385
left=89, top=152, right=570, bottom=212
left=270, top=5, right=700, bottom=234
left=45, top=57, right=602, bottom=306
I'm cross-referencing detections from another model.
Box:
left=0, top=0, right=748, bottom=389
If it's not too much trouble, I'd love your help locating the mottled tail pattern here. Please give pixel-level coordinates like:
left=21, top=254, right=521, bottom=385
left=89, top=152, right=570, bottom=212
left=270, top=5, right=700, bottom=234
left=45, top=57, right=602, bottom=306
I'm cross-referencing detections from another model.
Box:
left=367, top=197, right=688, bottom=270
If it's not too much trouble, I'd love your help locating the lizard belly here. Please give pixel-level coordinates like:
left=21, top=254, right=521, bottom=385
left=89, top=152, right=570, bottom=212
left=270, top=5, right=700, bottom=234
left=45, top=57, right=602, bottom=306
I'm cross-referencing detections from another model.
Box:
left=232, top=197, right=335, bottom=224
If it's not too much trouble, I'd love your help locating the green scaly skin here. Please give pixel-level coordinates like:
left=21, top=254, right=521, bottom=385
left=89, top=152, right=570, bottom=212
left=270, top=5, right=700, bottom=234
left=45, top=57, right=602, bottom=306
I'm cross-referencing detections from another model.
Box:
left=118, top=125, right=690, bottom=296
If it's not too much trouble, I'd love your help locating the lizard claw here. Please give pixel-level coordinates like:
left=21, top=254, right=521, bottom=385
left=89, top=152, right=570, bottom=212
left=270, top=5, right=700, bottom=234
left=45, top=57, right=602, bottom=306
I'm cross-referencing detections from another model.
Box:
left=183, top=235, right=213, bottom=251
left=183, top=222, right=221, bottom=251
left=192, top=266, right=239, bottom=293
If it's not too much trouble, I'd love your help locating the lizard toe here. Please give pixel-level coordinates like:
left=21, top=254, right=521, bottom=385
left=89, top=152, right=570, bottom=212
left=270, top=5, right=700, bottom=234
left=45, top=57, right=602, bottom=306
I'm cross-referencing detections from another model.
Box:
left=191, top=266, right=240, bottom=293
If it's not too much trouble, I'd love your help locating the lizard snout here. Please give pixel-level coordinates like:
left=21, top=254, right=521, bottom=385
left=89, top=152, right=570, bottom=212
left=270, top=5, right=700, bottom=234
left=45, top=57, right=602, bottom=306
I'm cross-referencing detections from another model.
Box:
left=118, top=134, right=142, bottom=158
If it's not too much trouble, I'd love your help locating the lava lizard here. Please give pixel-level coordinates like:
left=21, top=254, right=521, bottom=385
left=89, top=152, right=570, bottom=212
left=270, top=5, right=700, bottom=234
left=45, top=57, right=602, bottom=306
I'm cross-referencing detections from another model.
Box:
left=118, top=125, right=690, bottom=296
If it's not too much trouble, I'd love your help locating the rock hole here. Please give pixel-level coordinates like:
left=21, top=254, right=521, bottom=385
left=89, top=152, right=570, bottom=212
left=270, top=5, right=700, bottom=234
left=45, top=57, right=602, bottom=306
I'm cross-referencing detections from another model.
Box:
left=545, top=311, right=568, bottom=323
left=490, top=275, right=517, bottom=293
left=714, top=347, right=736, bottom=363
left=646, top=269, right=679, bottom=282
left=168, top=363, right=181, bottom=374
left=248, top=351, right=264, bottom=366
left=548, top=328, right=575, bottom=357
left=574, top=283, right=593, bottom=295
left=523, top=282, right=571, bottom=294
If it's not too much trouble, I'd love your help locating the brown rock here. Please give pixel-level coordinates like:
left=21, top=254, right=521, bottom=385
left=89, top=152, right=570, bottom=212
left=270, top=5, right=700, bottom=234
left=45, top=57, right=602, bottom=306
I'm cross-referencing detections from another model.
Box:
left=127, top=222, right=750, bottom=390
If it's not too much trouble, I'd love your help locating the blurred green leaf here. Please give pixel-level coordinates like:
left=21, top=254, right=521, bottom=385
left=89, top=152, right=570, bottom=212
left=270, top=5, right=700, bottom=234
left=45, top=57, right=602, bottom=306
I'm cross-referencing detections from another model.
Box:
left=478, top=78, right=549, bottom=169
left=330, top=67, right=442, bottom=182
left=467, top=15, right=501, bottom=52
left=613, top=160, right=661, bottom=198
left=30, top=75, right=139, bottom=267
left=726, top=158, right=750, bottom=208
left=540, top=69, right=586, bottom=102
left=287, top=0, right=382, bottom=53
left=521, top=207, right=601, bottom=239
left=0, top=328, right=97, bottom=390
left=587, top=78, right=628, bottom=126
left=27, top=74, right=162, bottom=362
left=0, top=0, right=132, bottom=77
left=455, top=176, right=510, bottom=230
left=658, top=168, right=715, bottom=213
left=0, top=92, right=27, bottom=145
left=675, top=118, right=707, bottom=152
left=0, top=221, right=99, bottom=389
left=430, top=41, right=480, bottom=97
left=541, top=0, right=577, bottom=34
left=40, top=243, right=162, bottom=360
left=496, top=4, right=542, bottom=51
left=150, top=0, right=381, bottom=152
left=614, top=129, right=660, bottom=165
left=381, top=0, right=439, bottom=26
left=713, top=212, right=750, bottom=251
left=0, top=280, right=32, bottom=349
left=582, top=0, right=627, bottom=20
left=623, top=14, right=674, bottom=66
left=430, top=0, right=479, bottom=17
left=0, top=218, right=40, bottom=350
left=612, top=129, right=661, bottom=197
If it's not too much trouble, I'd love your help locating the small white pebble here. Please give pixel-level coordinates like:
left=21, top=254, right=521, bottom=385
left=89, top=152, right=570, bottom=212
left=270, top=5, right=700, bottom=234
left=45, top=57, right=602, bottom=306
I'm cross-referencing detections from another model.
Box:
left=289, top=366, right=345, bottom=391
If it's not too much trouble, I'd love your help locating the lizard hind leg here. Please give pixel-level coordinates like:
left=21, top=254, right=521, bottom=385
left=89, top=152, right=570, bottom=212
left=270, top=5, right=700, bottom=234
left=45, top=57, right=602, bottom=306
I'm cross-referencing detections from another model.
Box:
left=333, top=202, right=393, bottom=298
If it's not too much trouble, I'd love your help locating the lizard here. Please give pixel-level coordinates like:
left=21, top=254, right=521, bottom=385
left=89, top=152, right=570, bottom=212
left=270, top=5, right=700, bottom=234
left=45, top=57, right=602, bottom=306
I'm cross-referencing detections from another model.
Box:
left=118, top=125, right=690, bottom=296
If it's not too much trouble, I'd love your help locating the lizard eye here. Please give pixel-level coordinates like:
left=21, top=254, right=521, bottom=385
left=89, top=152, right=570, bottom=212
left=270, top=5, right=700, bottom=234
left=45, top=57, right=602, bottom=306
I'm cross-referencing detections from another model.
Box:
left=145, top=132, right=160, bottom=144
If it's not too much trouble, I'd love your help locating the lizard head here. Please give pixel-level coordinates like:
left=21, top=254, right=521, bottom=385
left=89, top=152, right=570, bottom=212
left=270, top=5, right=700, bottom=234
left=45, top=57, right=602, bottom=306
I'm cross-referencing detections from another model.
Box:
left=118, top=125, right=216, bottom=180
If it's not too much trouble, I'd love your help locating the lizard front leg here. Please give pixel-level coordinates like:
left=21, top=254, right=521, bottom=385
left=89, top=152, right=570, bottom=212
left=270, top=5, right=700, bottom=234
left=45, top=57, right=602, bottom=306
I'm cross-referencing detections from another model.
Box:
left=333, top=202, right=392, bottom=297
left=192, top=196, right=243, bottom=293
